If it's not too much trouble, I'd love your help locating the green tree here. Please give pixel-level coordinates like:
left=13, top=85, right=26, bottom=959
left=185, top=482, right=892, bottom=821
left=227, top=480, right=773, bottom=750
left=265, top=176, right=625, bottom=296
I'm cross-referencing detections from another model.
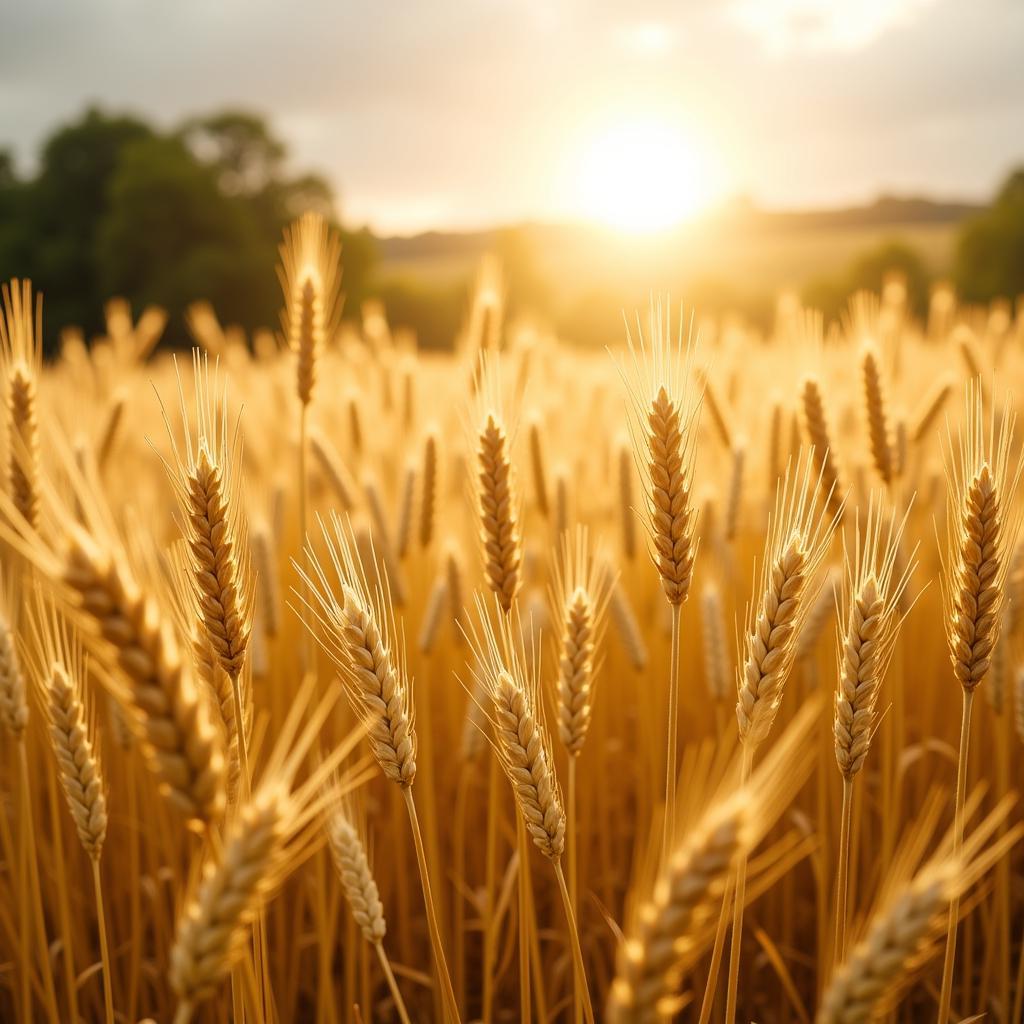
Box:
left=97, top=135, right=276, bottom=333
left=0, top=106, right=376, bottom=350
left=12, top=109, right=154, bottom=337
left=954, top=169, right=1024, bottom=302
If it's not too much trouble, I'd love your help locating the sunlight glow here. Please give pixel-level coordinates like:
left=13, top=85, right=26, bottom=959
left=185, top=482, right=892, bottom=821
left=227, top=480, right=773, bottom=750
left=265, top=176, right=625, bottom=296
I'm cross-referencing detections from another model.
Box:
left=575, top=119, right=712, bottom=232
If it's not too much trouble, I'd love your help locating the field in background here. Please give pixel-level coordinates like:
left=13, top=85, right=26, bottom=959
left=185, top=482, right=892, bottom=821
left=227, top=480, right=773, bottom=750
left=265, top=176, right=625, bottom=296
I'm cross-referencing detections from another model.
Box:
left=373, top=199, right=970, bottom=347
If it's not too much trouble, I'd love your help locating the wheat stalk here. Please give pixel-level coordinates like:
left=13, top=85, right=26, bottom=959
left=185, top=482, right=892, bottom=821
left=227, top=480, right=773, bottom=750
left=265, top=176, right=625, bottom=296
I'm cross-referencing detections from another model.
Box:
left=910, top=377, right=952, bottom=445
left=309, top=427, right=356, bottom=511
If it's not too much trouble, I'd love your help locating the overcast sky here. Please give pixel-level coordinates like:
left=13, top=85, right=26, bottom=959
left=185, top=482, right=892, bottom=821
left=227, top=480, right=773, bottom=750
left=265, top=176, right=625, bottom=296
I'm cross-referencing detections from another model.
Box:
left=2, top=0, right=1023, bottom=233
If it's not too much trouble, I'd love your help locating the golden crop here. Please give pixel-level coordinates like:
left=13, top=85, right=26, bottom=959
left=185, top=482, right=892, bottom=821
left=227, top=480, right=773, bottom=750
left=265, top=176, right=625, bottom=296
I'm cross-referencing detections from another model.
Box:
left=0, top=218, right=1022, bottom=1023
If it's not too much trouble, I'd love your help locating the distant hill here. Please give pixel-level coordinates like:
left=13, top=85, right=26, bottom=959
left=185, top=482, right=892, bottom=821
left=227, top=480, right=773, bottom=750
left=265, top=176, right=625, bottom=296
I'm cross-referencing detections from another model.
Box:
left=375, top=195, right=982, bottom=267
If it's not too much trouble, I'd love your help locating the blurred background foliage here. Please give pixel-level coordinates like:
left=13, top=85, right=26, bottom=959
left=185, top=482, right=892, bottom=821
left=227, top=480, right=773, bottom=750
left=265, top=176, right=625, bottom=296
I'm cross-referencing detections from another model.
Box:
left=1, top=107, right=1022, bottom=354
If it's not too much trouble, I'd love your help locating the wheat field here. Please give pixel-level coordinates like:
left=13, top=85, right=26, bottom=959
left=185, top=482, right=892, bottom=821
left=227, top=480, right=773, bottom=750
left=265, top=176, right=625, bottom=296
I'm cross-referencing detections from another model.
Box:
left=0, top=216, right=1023, bottom=1024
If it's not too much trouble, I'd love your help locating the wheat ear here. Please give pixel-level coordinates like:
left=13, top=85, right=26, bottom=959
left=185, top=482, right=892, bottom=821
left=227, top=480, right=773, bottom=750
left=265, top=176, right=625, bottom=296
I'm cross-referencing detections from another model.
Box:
left=325, top=799, right=412, bottom=1022
left=801, top=376, right=845, bottom=520
left=820, top=798, right=1021, bottom=1024
left=832, top=499, right=916, bottom=962
left=736, top=453, right=839, bottom=750
left=297, top=514, right=416, bottom=786
left=395, top=462, right=416, bottom=561
left=419, top=429, right=438, bottom=548
left=42, top=660, right=108, bottom=859
left=608, top=702, right=817, bottom=1024
left=326, top=804, right=387, bottom=944
left=861, top=346, right=894, bottom=485
left=1, top=279, right=42, bottom=529
left=700, top=583, right=729, bottom=704
left=0, top=592, right=28, bottom=738
left=474, top=354, right=522, bottom=612
left=158, top=352, right=252, bottom=684
left=551, top=527, right=612, bottom=756
left=937, top=381, right=1023, bottom=1020
left=169, top=685, right=363, bottom=1021
left=834, top=499, right=916, bottom=780
left=277, top=212, right=342, bottom=409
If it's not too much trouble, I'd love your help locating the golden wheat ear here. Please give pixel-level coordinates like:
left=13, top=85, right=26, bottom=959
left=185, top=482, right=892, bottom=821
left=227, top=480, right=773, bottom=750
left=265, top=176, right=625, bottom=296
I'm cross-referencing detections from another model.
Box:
left=617, top=297, right=700, bottom=606
left=735, top=449, right=842, bottom=751
left=0, top=571, right=29, bottom=738
left=293, top=511, right=417, bottom=788
left=548, top=525, right=613, bottom=757
left=23, top=589, right=107, bottom=861
left=818, top=793, right=1022, bottom=1023
left=153, top=350, right=254, bottom=685
left=463, top=594, right=566, bottom=860
left=169, top=679, right=369, bottom=1019
left=276, top=212, right=343, bottom=409
left=0, top=439, right=228, bottom=828
left=607, top=699, right=820, bottom=1023
left=1, top=278, right=43, bottom=530
left=833, top=496, right=918, bottom=780
left=468, top=351, right=523, bottom=612
left=941, top=380, right=1024, bottom=692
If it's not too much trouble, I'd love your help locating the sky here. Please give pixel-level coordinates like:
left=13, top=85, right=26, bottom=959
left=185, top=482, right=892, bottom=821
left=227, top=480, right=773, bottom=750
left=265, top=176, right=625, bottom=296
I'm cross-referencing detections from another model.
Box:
left=1, top=0, right=1023, bottom=234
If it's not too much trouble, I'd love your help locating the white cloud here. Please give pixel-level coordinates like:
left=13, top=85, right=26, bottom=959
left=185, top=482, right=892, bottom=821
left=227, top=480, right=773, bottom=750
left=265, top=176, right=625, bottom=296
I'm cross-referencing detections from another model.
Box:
left=728, top=0, right=937, bottom=54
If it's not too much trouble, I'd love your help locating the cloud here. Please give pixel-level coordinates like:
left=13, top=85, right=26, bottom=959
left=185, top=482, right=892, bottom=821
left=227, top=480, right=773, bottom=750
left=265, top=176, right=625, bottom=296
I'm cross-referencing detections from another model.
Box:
left=0, top=0, right=1022, bottom=230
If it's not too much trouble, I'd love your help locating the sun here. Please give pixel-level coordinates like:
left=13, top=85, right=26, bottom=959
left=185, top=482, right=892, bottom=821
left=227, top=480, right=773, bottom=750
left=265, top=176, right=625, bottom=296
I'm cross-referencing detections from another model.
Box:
left=575, top=118, right=712, bottom=232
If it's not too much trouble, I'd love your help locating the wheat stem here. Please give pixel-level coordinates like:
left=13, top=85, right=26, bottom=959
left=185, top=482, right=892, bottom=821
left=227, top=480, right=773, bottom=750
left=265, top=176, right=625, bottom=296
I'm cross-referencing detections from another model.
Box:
left=517, top=814, right=533, bottom=1023
left=834, top=776, right=853, bottom=966
left=403, top=788, right=461, bottom=1023
left=724, top=745, right=754, bottom=1024
left=663, top=602, right=682, bottom=863
left=374, top=942, right=412, bottom=1024
left=568, top=756, right=581, bottom=1024
left=92, top=859, right=115, bottom=1024
left=554, top=860, right=596, bottom=1024
left=938, top=687, right=973, bottom=1023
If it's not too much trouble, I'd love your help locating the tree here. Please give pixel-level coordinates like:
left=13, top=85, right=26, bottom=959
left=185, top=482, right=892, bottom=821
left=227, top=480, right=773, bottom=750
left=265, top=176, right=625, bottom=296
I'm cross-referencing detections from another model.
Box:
left=0, top=107, right=376, bottom=350
left=954, top=169, right=1024, bottom=302
left=97, top=135, right=276, bottom=332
